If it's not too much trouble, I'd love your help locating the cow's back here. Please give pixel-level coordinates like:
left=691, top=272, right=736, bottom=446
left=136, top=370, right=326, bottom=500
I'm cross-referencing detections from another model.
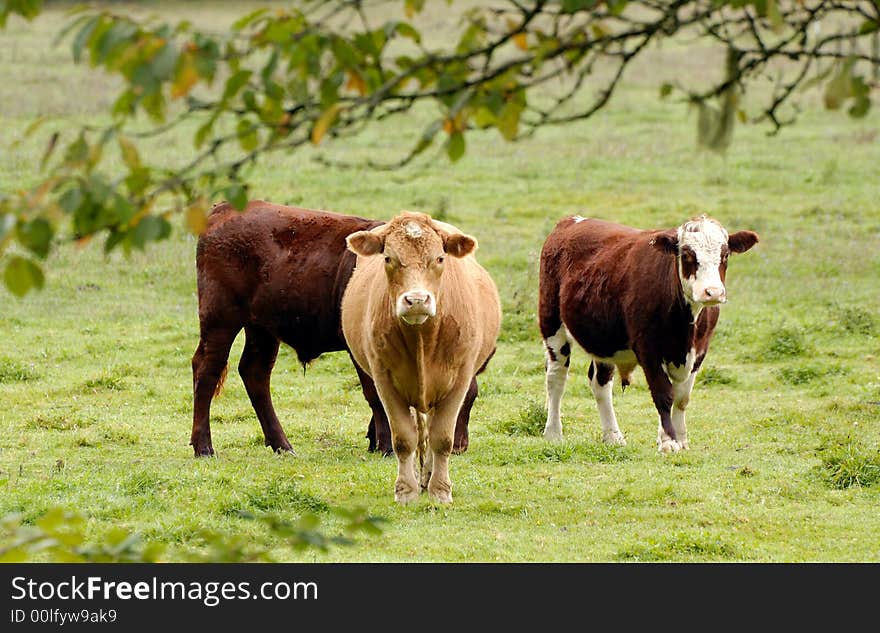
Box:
left=197, top=200, right=381, bottom=363
left=539, top=216, right=678, bottom=358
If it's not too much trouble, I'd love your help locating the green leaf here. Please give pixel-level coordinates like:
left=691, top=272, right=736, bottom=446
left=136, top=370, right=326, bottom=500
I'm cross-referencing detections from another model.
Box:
left=71, top=15, right=99, bottom=64
left=4, top=255, right=45, bottom=297
left=232, top=7, right=268, bottom=31
left=766, top=0, right=782, bottom=31
left=59, top=187, right=84, bottom=215
left=223, top=70, right=252, bottom=100
left=311, top=103, right=344, bottom=145
left=497, top=99, right=523, bottom=141
left=560, top=0, right=601, bottom=14
left=447, top=130, right=465, bottom=162
left=824, top=60, right=854, bottom=111
left=236, top=120, right=259, bottom=152
left=194, top=114, right=217, bottom=149
left=223, top=183, right=248, bottom=211
left=394, top=21, right=421, bottom=44
left=404, top=0, right=426, bottom=19
left=117, top=136, right=141, bottom=170
left=16, top=218, right=53, bottom=259
left=413, top=119, right=442, bottom=155
left=130, top=215, right=170, bottom=249
left=859, top=20, right=879, bottom=35
left=151, top=43, right=179, bottom=81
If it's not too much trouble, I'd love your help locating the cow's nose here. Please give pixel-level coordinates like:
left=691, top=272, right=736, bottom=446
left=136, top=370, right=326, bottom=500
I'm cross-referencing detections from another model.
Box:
left=404, top=291, right=430, bottom=307
left=704, top=286, right=726, bottom=301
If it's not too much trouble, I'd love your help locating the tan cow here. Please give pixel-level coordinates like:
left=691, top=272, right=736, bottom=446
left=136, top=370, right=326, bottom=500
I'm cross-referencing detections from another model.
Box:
left=342, top=212, right=501, bottom=504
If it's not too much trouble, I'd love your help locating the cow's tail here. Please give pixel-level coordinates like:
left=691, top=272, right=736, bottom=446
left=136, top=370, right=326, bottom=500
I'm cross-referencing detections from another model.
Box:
left=214, top=364, right=228, bottom=397
left=416, top=410, right=428, bottom=486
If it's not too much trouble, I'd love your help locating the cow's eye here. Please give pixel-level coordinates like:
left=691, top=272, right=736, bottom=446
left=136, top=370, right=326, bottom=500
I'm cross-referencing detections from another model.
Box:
left=384, top=256, right=391, bottom=264
left=437, top=256, right=445, bottom=264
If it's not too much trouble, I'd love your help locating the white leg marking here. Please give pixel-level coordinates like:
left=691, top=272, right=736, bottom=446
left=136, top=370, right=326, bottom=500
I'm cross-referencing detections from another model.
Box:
left=672, top=372, right=696, bottom=450
left=543, top=326, right=571, bottom=441
left=657, top=373, right=695, bottom=452
left=589, top=364, right=625, bottom=446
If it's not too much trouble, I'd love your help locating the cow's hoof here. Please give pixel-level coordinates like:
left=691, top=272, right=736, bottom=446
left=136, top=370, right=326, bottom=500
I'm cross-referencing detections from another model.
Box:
left=658, top=438, right=682, bottom=453
left=193, top=445, right=215, bottom=458
left=273, top=446, right=296, bottom=457
left=543, top=427, right=563, bottom=442
left=427, top=482, right=453, bottom=504
left=451, top=442, right=468, bottom=455
left=394, top=481, right=420, bottom=505
left=602, top=430, right=626, bottom=446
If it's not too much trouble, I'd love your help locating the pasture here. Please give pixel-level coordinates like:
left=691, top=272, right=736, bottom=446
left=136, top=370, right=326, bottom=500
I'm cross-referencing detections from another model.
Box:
left=1, top=1, right=879, bottom=562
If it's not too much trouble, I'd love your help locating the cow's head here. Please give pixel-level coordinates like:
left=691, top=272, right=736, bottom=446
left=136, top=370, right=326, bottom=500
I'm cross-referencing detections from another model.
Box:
left=346, top=211, right=477, bottom=326
left=651, top=215, right=759, bottom=307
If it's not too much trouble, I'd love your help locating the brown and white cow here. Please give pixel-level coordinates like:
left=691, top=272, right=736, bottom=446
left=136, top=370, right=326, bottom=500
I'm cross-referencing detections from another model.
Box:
left=538, top=214, right=759, bottom=452
left=190, top=201, right=479, bottom=457
left=342, top=212, right=501, bottom=504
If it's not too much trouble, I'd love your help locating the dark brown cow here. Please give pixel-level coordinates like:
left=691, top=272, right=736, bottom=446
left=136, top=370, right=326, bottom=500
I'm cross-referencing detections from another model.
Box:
left=538, top=214, right=759, bottom=452
left=190, top=200, right=477, bottom=457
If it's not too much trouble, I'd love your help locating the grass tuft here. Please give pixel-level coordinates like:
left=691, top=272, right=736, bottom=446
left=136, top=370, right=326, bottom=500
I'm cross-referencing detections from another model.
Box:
left=816, top=439, right=880, bottom=490
left=763, top=326, right=808, bottom=359
left=617, top=533, right=738, bottom=561
left=229, top=480, right=330, bottom=515
left=497, top=400, right=546, bottom=436
left=832, top=305, right=875, bottom=336
left=26, top=413, right=95, bottom=431
left=697, top=366, right=738, bottom=386
left=775, top=363, right=847, bottom=386
left=0, top=358, right=39, bottom=382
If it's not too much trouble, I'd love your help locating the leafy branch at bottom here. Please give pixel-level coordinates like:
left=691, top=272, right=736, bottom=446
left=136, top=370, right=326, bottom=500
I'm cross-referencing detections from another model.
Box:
left=0, top=505, right=386, bottom=563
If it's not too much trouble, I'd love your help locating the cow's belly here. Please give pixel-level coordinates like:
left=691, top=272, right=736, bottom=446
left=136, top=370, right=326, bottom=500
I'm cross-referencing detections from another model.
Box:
left=590, top=349, right=638, bottom=369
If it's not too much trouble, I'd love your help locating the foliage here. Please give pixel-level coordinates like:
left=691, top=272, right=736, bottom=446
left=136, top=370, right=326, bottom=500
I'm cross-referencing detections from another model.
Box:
left=1, top=0, right=880, bottom=294
left=0, top=505, right=386, bottom=562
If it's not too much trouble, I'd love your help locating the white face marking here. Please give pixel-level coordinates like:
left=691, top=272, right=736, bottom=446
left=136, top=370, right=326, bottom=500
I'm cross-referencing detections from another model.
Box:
left=404, top=221, right=423, bottom=238
left=677, top=216, right=729, bottom=307
left=572, top=215, right=586, bottom=223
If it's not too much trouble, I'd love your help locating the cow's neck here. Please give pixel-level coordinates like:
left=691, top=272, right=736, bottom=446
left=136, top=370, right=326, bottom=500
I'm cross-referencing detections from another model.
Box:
left=665, top=290, right=701, bottom=354
left=396, top=317, right=440, bottom=410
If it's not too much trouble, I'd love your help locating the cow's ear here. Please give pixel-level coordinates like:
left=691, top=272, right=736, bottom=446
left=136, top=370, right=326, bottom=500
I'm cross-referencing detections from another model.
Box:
left=346, top=231, right=384, bottom=256
left=444, top=233, right=477, bottom=258
left=728, top=230, right=759, bottom=254
left=650, top=231, right=678, bottom=255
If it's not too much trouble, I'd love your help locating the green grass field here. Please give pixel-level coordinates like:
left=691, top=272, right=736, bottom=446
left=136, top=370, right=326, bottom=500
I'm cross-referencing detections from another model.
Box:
left=1, top=2, right=879, bottom=562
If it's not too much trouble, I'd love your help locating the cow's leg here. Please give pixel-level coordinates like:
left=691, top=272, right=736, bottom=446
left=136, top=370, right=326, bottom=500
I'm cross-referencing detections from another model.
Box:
left=350, top=355, right=393, bottom=455
left=543, top=326, right=572, bottom=441
left=426, top=377, right=471, bottom=504
left=373, top=376, right=420, bottom=504
left=642, top=362, right=680, bottom=453
left=239, top=325, right=292, bottom=453
left=663, top=372, right=696, bottom=451
left=589, top=360, right=626, bottom=446
left=190, top=326, right=239, bottom=457
left=452, top=376, right=477, bottom=454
